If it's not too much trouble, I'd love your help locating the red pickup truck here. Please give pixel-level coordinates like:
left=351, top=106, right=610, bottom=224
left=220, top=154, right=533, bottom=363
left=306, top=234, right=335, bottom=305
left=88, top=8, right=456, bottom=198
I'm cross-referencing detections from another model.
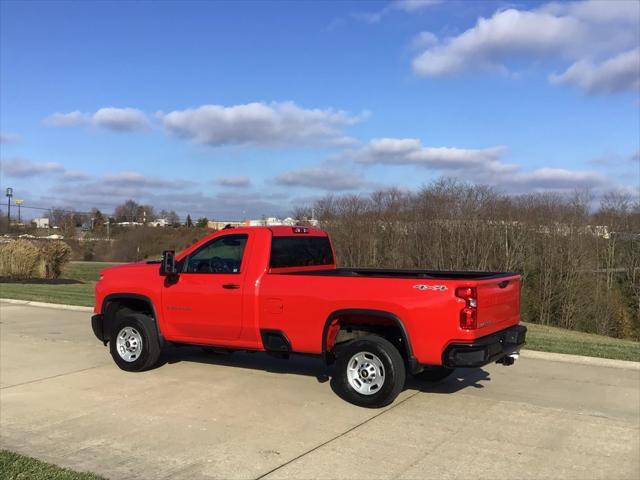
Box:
left=92, top=226, right=525, bottom=407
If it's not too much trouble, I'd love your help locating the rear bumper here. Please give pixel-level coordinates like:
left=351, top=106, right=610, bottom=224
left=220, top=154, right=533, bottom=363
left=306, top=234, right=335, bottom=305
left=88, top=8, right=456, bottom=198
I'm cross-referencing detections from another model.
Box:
left=442, top=325, right=527, bottom=368
left=91, top=314, right=105, bottom=342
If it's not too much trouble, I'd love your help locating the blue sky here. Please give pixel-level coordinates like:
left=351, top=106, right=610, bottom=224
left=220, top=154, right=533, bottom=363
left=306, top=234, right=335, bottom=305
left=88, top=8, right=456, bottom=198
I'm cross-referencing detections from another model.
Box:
left=1, top=0, right=639, bottom=220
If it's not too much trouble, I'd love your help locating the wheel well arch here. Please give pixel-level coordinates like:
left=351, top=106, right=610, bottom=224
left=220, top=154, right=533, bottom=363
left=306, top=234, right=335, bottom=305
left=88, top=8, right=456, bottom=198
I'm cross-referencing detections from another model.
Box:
left=101, top=294, right=163, bottom=345
left=321, top=309, right=418, bottom=372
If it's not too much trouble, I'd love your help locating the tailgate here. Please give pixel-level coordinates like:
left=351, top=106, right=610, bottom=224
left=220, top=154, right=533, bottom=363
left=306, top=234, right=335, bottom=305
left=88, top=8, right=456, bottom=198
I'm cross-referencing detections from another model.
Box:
left=475, top=275, right=521, bottom=335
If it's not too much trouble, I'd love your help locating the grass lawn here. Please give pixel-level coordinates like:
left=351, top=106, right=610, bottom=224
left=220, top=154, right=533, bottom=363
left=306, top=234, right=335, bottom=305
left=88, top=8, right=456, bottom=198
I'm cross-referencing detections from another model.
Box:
left=523, top=322, right=640, bottom=362
left=0, top=261, right=116, bottom=307
left=0, top=450, right=105, bottom=480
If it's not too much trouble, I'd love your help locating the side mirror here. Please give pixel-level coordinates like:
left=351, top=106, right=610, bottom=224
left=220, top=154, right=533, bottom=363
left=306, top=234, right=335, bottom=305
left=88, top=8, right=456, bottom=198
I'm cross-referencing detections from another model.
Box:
left=160, top=250, right=177, bottom=276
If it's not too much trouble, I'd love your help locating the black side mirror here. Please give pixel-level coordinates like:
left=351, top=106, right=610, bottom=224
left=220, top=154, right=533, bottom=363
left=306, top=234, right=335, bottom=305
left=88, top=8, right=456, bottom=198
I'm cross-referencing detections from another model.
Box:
left=160, top=250, right=177, bottom=276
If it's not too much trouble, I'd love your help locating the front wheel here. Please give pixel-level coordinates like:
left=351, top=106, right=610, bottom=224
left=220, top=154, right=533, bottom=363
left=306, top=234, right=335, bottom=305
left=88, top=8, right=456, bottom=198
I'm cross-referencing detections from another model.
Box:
left=333, top=335, right=406, bottom=408
left=109, top=313, right=161, bottom=372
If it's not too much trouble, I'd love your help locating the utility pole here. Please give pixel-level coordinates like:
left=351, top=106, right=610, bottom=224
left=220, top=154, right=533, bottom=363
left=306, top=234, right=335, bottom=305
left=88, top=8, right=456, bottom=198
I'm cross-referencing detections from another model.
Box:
left=5, top=187, right=13, bottom=227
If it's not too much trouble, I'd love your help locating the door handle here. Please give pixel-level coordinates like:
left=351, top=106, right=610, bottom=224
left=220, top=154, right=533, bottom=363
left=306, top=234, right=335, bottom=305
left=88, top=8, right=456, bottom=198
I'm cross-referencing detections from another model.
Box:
left=222, top=283, right=241, bottom=290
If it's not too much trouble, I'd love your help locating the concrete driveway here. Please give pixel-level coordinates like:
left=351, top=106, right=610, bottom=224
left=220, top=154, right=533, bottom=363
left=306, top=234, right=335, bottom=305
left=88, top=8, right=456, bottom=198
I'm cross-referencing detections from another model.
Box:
left=1, top=301, right=638, bottom=480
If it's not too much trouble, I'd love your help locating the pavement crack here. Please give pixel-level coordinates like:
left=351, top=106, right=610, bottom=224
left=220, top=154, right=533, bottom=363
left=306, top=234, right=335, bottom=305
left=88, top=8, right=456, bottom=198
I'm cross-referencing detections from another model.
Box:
left=1, top=364, right=108, bottom=390
left=253, top=391, right=420, bottom=480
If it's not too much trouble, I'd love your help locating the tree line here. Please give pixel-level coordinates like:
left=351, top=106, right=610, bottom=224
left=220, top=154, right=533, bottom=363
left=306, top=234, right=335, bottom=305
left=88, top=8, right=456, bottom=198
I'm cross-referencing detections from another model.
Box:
left=2, top=200, right=211, bottom=238
left=295, top=178, right=639, bottom=340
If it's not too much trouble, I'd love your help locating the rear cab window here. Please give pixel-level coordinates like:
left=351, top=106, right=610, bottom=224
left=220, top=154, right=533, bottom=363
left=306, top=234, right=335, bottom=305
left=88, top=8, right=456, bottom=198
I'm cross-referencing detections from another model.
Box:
left=269, top=235, right=334, bottom=270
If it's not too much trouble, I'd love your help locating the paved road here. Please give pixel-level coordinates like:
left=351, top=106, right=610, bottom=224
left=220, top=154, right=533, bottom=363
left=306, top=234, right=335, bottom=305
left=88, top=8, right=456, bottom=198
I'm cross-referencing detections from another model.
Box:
left=1, top=302, right=638, bottom=480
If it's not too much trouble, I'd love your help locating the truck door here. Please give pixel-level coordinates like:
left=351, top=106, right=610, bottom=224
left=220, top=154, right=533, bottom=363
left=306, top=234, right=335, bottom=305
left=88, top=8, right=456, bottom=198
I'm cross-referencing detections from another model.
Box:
left=161, top=233, right=249, bottom=342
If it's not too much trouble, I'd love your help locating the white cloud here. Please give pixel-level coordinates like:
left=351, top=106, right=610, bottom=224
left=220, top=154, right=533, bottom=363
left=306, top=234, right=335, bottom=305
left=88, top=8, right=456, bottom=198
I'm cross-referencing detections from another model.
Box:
left=216, top=176, right=252, bottom=188
left=1, top=157, right=66, bottom=178
left=411, top=31, right=439, bottom=50
left=413, top=9, right=584, bottom=77
left=160, top=101, right=364, bottom=147
left=61, top=170, right=90, bottom=181
left=1, top=157, right=93, bottom=183
left=542, top=0, right=640, bottom=25
left=350, top=137, right=614, bottom=193
left=0, top=132, right=20, bottom=144
left=274, top=167, right=366, bottom=191
left=504, top=167, right=609, bottom=191
left=44, top=107, right=149, bottom=131
left=353, top=138, right=513, bottom=172
left=412, top=1, right=640, bottom=94
left=394, top=0, right=440, bottom=13
left=550, top=48, right=640, bottom=93
left=102, top=171, right=177, bottom=188
left=356, top=0, right=440, bottom=23
left=43, top=111, right=88, bottom=127
left=93, top=108, right=149, bottom=131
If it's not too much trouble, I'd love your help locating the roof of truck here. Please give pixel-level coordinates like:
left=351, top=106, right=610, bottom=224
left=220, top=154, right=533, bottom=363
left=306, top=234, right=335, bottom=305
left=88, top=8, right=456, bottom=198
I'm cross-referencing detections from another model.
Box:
left=209, top=225, right=327, bottom=236
left=267, top=225, right=327, bottom=237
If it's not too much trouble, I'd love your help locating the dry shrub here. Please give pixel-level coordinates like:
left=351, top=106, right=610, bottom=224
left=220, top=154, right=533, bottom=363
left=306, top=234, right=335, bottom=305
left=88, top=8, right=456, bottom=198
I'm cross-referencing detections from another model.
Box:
left=41, top=241, right=72, bottom=279
left=0, top=240, right=42, bottom=279
left=0, top=239, right=71, bottom=280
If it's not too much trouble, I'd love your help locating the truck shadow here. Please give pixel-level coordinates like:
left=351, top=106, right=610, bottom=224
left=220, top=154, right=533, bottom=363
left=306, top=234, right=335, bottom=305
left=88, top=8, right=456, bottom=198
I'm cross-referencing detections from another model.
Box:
left=162, top=347, right=333, bottom=381
left=403, top=368, right=490, bottom=395
left=161, top=347, right=490, bottom=396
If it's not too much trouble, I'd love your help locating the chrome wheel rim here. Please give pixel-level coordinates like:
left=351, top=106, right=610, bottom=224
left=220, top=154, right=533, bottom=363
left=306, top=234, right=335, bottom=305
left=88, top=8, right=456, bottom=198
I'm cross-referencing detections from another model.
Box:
left=116, top=326, right=142, bottom=362
left=346, top=351, right=385, bottom=395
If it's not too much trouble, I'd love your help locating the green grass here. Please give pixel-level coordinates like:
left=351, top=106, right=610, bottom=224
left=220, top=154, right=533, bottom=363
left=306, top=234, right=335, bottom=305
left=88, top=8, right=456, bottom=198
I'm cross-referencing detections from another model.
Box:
left=523, top=322, right=640, bottom=362
left=0, top=261, right=116, bottom=307
left=0, top=450, right=105, bottom=480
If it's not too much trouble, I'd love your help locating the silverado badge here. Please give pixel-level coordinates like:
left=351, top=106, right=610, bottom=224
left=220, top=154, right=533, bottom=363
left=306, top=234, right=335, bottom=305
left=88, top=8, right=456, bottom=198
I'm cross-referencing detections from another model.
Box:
left=413, top=284, right=448, bottom=291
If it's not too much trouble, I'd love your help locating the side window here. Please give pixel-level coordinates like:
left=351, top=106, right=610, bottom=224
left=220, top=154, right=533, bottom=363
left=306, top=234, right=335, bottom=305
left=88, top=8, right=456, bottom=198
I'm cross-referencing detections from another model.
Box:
left=182, top=234, right=248, bottom=274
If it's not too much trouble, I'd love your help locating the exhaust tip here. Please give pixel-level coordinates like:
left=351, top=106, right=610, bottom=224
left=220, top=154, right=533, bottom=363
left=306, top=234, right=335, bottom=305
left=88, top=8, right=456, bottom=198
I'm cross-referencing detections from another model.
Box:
left=497, top=353, right=519, bottom=366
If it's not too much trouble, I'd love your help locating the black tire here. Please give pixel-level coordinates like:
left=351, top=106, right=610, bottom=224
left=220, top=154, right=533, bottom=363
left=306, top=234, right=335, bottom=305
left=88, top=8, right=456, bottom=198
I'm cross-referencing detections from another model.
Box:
left=109, top=313, right=161, bottom=372
left=413, top=366, right=454, bottom=382
left=333, top=335, right=406, bottom=408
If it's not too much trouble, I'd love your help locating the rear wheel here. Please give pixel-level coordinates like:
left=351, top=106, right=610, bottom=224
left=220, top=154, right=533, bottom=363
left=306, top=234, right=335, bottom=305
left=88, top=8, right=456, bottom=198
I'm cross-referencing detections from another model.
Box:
left=109, top=313, right=161, bottom=372
left=413, top=366, right=454, bottom=382
left=333, top=335, right=406, bottom=408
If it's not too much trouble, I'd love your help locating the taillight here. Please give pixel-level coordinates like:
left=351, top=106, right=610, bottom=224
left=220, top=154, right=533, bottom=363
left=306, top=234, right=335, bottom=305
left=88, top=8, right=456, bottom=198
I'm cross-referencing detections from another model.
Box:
left=456, top=286, right=477, bottom=329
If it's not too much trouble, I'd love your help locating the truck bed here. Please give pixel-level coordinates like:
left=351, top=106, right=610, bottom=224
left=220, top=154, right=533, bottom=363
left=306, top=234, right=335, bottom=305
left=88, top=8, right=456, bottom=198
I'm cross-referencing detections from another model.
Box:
left=276, top=267, right=516, bottom=280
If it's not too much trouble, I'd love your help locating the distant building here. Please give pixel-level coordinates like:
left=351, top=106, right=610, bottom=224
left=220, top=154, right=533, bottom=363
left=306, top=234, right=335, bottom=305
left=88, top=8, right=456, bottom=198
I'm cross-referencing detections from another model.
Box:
left=32, top=217, right=50, bottom=229
left=149, top=218, right=170, bottom=227
left=206, top=217, right=315, bottom=229
left=116, top=221, right=143, bottom=227
left=207, top=220, right=245, bottom=230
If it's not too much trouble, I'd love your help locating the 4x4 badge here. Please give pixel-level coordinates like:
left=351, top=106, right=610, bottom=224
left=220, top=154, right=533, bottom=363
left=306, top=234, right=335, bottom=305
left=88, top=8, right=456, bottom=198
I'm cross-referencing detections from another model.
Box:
left=413, top=284, right=448, bottom=291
